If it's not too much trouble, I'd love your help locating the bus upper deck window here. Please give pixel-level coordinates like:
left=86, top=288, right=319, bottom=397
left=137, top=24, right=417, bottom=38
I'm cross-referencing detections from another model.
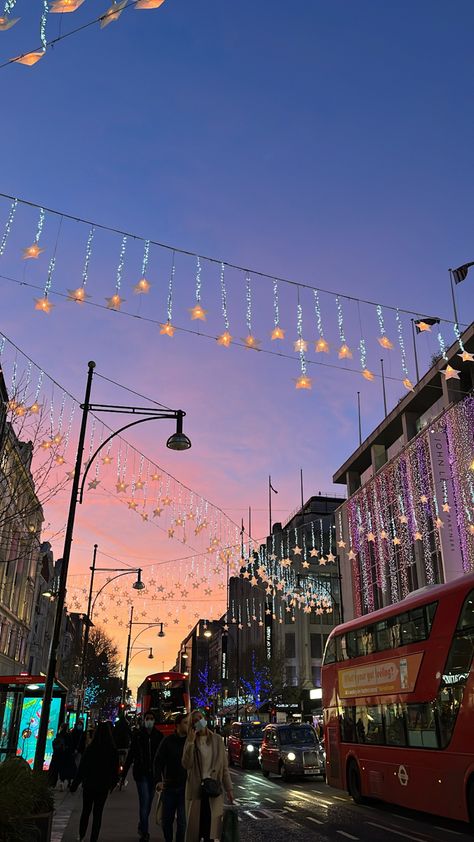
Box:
left=323, top=637, right=336, bottom=664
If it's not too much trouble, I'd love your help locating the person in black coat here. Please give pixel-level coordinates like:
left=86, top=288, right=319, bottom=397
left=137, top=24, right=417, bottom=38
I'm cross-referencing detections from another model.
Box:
left=70, top=721, right=119, bottom=842
left=122, top=711, right=163, bottom=842
left=154, top=714, right=188, bottom=842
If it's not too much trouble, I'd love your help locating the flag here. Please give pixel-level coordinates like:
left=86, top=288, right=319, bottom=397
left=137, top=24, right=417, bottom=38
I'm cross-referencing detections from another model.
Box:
left=451, top=262, right=474, bottom=285
left=415, top=317, right=440, bottom=334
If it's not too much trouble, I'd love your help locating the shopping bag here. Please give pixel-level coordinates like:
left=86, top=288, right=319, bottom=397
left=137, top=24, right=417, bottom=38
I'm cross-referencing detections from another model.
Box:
left=221, top=807, right=239, bottom=842
left=155, top=791, right=163, bottom=824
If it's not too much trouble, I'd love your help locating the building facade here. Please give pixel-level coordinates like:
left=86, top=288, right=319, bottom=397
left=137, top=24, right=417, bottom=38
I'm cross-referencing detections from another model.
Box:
left=333, top=322, right=474, bottom=619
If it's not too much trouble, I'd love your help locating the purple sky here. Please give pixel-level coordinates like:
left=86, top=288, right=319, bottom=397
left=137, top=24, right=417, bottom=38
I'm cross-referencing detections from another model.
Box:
left=1, top=0, right=473, bottom=682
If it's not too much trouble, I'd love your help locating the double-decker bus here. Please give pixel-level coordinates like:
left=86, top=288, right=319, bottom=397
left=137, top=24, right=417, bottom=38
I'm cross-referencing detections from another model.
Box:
left=136, top=671, right=190, bottom=736
left=322, top=573, right=474, bottom=823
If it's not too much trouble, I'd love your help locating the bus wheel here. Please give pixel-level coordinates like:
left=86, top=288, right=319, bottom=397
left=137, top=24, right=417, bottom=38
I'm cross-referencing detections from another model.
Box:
left=347, top=759, right=364, bottom=804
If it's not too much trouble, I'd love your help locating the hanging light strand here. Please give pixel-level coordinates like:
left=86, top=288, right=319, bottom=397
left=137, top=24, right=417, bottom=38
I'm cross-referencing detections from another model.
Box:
left=35, top=208, right=45, bottom=243
left=336, top=296, right=346, bottom=342
left=314, top=290, right=324, bottom=338
left=295, top=300, right=311, bottom=389
left=195, top=256, right=202, bottom=302
left=40, top=0, right=49, bottom=51
left=273, top=280, right=280, bottom=327
left=4, top=0, right=18, bottom=12
left=167, top=251, right=175, bottom=322
left=82, top=227, right=95, bottom=286
left=116, top=236, right=127, bottom=293
left=220, top=262, right=229, bottom=330
left=437, top=331, right=448, bottom=361
left=246, top=274, right=252, bottom=334
left=454, top=322, right=465, bottom=353
left=396, top=309, right=414, bottom=390
left=0, top=199, right=17, bottom=256
left=141, top=239, right=150, bottom=278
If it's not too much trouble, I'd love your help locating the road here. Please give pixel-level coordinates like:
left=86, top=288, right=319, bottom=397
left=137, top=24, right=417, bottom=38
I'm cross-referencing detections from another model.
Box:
left=230, top=764, right=473, bottom=842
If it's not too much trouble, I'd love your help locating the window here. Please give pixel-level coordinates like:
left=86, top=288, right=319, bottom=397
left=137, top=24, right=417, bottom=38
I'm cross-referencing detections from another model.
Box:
left=340, top=707, right=356, bottom=743
left=385, top=702, right=407, bottom=747
left=310, top=634, right=322, bottom=659
left=311, top=665, right=321, bottom=687
left=436, top=590, right=474, bottom=748
left=355, top=705, right=384, bottom=745
left=322, top=637, right=336, bottom=664
left=406, top=703, right=438, bottom=748
left=285, top=633, right=296, bottom=659
left=285, top=665, right=297, bottom=686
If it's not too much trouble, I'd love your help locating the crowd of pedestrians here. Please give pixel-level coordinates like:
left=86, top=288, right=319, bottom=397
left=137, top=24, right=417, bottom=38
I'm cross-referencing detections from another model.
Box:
left=50, top=709, right=234, bottom=842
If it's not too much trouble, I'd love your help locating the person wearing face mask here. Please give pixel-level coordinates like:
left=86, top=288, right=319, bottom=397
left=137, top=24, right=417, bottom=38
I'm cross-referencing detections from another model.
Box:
left=122, top=711, right=163, bottom=842
left=182, top=709, right=233, bottom=842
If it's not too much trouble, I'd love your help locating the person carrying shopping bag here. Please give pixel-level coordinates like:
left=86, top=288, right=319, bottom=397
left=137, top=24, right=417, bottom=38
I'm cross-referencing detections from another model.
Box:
left=182, top=709, right=233, bottom=842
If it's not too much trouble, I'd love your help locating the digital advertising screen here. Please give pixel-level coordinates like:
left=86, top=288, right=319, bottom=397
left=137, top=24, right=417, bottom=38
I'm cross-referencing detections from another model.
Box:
left=17, top=696, right=61, bottom=769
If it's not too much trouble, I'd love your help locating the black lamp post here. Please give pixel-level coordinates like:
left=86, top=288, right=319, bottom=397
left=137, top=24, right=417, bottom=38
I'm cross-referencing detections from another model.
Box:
left=34, top=361, right=190, bottom=771
left=122, top=613, right=165, bottom=706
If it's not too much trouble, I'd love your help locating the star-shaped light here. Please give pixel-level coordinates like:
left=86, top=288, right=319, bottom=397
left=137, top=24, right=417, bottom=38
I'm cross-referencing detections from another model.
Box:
left=55, top=455, right=65, bottom=465
left=271, top=326, right=285, bottom=340
left=88, top=479, right=100, bottom=490
left=310, top=548, right=319, bottom=557
left=168, top=528, right=175, bottom=538
left=217, top=331, right=232, bottom=347
left=135, top=479, right=144, bottom=490
left=106, top=293, right=124, bottom=310
left=102, top=454, right=113, bottom=465
left=40, top=440, right=52, bottom=450
left=393, top=536, right=401, bottom=546
left=302, top=560, right=310, bottom=569
left=243, top=334, right=260, bottom=349
left=100, top=0, right=127, bottom=28
left=151, top=472, right=161, bottom=481
left=378, top=335, right=394, bottom=350
left=189, top=303, right=207, bottom=321
left=116, top=480, right=128, bottom=493
left=34, top=297, right=54, bottom=313
left=380, top=530, right=388, bottom=540
left=51, top=0, right=86, bottom=11
left=295, top=374, right=312, bottom=390
left=128, top=500, right=138, bottom=510
left=403, top=378, right=415, bottom=391
left=134, top=278, right=151, bottom=294
left=23, top=243, right=44, bottom=259
left=458, top=350, right=474, bottom=363
left=28, top=402, right=42, bottom=414
left=159, top=321, right=175, bottom=337
left=338, top=343, right=352, bottom=359
left=52, top=433, right=63, bottom=445
left=294, top=338, right=308, bottom=353
left=435, top=517, right=444, bottom=528
left=414, top=531, right=423, bottom=541
left=420, top=495, right=428, bottom=504
left=399, top=514, right=408, bottom=524
left=362, top=369, right=375, bottom=382
left=0, top=15, right=19, bottom=30
left=415, top=320, right=433, bottom=332
left=66, top=470, right=75, bottom=481
left=469, top=524, right=474, bottom=535
left=315, top=338, right=329, bottom=353
left=14, top=51, right=45, bottom=66
left=162, top=496, right=172, bottom=506
left=442, top=503, right=451, bottom=513
left=14, top=404, right=26, bottom=417
left=367, top=532, right=376, bottom=542
left=136, top=0, right=166, bottom=7
left=141, top=513, right=148, bottom=522
left=293, top=545, right=302, bottom=555
left=337, top=540, right=346, bottom=549
left=319, top=557, right=328, bottom=566
left=443, top=365, right=460, bottom=380
left=67, top=286, right=90, bottom=302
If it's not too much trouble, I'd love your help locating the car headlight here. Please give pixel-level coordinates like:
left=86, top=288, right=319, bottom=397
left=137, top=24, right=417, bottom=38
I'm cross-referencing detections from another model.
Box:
left=286, top=751, right=296, bottom=761
left=246, top=744, right=255, bottom=752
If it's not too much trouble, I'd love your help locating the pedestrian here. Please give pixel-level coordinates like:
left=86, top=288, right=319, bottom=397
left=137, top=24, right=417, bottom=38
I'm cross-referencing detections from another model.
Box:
left=122, top=710, right=162, bottom=842
left=114, top=714, right=132, bottom=774
left=58, top=725, right=77, bottom=790
left=48, top=723, right=68, bottom=788
left=182, top=709, right=234, bottom=842
left=70, top=721, right=119, bottom=842
left=154, top=713, right=188, bottom=842
left=69, top=718, right=86, bottom=768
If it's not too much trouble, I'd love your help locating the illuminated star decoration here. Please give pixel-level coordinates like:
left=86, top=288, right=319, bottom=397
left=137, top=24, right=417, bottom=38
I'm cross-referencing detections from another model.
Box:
left=420, top=495, right=428, bottom=504
left=34, top=297, right=54, bottom=313
left=14, top=52, right=45, bottom=66
left=100, top=0, right=127, bottom=28
left=50, top=0, right=86, bottom=11
left=414, top=531, right=423, bottom=541
left=443, top=365, right=460, bottom=380
left=102, top=454, right=113, bottom=465
left=134, top=278, right=151, bottom=294
left=378, top=335, right=394, bottom=350
left=315, top=337, right=329, bottom=353
left=338, top=343, right=352, bottom=360
left=67, top=287, right=90, bottom=302
left=217, top=331, right=232, bottom=347
left=23, top=242, right=44, bottom=259
left=243, top=334, right=261, bottom=349
left=88, top=479, right=100, bottom=490
left=403, top=378, right=415, bottom=391
left=295, top=374, right=312, bottom=390
left=135, top=0, right=166, bottom=7
left=310, top=547, right=319, bottom=557
left=116, top=480, right=128, bottom=493
left=435, top=517, right=444, bottom=528
left=337, top=540, right=346, bottom=549
left=292, top=545, right=302, bottom=555
left=458, top=350, right=474, bottom=363
left=294, top=338, right=308, bottom=353
left=189, top=304, right=207, bottom=321
left=271, top=326, right=285, bottom=340
left=362, top=369, right=375, bottom=381
left=106, top=293, right=124, bottom=310
left=128, top=500, right=138, bottom=510
left=160, top=321, right=175, bottom=337
left=415, top=320, right=433, bottom=332
left=442, top=503, right=451, bottom=513
left=0, top=15, right=20, bottom=30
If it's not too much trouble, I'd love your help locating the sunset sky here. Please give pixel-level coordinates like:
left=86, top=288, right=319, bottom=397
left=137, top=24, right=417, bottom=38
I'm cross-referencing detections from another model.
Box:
left=1, top=0, right=473, bottom=693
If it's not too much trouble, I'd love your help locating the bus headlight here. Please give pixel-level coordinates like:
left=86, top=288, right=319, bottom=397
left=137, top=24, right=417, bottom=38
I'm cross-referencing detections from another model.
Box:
left=246, top=744, right=255, bottom=753
left=286, top=751, right=296, bottom=761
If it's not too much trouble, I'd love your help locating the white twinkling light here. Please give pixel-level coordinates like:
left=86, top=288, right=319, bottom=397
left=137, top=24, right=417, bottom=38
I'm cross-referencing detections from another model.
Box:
left=220, top=262, right=229, bottom=330
left=82, top=227, right=94, bottom=286
left=141, top=239, right=150, bottom=277
left=195, top=256, right=202, bottom=302
left=40, top=0, right=49, bottom=51
left=437, top=331, right=448, bottom=361
left=246, top=274, right=252, bottom=334
left=273, top=280, right=280, bottom=327
left=116, top=236, right=127, bottom=292
left=167, top=251, right=175, bottom=322
left=336, top=296, right=346, bottom=342
left=35, top=208, right=45, bottom=244
left=0, top=199, right=18, bottom=256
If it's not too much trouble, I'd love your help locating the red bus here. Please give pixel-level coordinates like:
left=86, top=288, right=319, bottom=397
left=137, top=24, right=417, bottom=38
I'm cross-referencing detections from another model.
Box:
left=322, top=573, right=474, bottom=823
left=136, top=671, right=190, bottom=736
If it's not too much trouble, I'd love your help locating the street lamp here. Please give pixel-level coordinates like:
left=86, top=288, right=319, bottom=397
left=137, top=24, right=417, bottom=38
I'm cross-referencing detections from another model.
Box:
left=129, top=646, right=154, bottom=664
left=122, top=610, right=165, bottom=705
left=34, top=361, right=190, bottom=771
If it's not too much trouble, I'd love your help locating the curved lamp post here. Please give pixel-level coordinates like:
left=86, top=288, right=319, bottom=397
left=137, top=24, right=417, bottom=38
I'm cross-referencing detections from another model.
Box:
left=34, top=361, right=190, bottom=771
left=122, top=616, right=165, bottom=705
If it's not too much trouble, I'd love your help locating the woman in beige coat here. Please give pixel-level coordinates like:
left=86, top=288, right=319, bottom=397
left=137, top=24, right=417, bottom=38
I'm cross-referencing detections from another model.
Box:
left=182, top=710, right=234, bottom=842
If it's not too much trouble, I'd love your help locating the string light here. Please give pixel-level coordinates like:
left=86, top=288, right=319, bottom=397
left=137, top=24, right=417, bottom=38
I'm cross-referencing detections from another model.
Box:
left=0, top=0, right=19, bottom=30
left=51, top=0, right=85, bottom=11
left=106, top=235, right=127, bottom=310
left=160, top=250, right=175, bottom=336
left=244, top=273, right=259, bottom=348
left=189, top=255, right=207, bottom=320
left=396, top=308, right=414, bottom=390
left=23, top=209, right=46, bottom=259
left=313, top=290, right=329, bottom=353
left=134, top=239, right=151, bottom=294
left=377, top=304, right=393, bottom=349
left=271, top=280, right=285, bottom=340
left=359, top=338, right=374, bottom=381
left=0, top=198, right=17, bottom=256
left=34, top=257, right=56, bottom=313
left=336, top=296, right=352, bottom=359
left=40, top=0, right=48, bottom=50
left=217, top=262, right=232, bottom=347
left=68, top=226, right=94, bottom=302
left=437, top=331, right=448, bottom=361
left=100, top=0, right=127, bottom=30
left=295, top=299, right=312, bottom=389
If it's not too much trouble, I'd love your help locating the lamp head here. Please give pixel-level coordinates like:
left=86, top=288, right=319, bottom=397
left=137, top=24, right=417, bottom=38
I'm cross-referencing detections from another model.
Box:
left=166, top=411, right=191, bottom=451
left=203, top=629, right=212, bottom=639
left=148, top=648, right=154, bottom=659
left=132, top=569, right=145, bottom=591
left=158, top=625, right=165, bottom=638
left=181, top=651, right=188, bottom=659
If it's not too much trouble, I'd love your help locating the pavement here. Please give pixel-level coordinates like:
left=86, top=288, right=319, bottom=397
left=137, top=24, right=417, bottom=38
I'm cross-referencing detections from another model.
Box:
left=51, top=766, right=474, bottom=842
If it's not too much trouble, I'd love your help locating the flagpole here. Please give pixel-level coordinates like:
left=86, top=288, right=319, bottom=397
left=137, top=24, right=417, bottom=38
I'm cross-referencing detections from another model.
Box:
left=357, top=391, right=362, bottom=446
left=300, top=468, right=304, bottom=508
left=411, top=319, right=420, bottom=383
left=380, top=358, right=387, bottom=417
left=269, top=475, right=272, bottom=536
left=448, top=269, right=460, bottom=326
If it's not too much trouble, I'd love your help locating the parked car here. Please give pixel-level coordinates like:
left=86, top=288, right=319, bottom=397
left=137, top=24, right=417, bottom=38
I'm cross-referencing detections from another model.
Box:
left=227, top=721, right=264, bottom=768
left=259, top=723, right=326, bottom=780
